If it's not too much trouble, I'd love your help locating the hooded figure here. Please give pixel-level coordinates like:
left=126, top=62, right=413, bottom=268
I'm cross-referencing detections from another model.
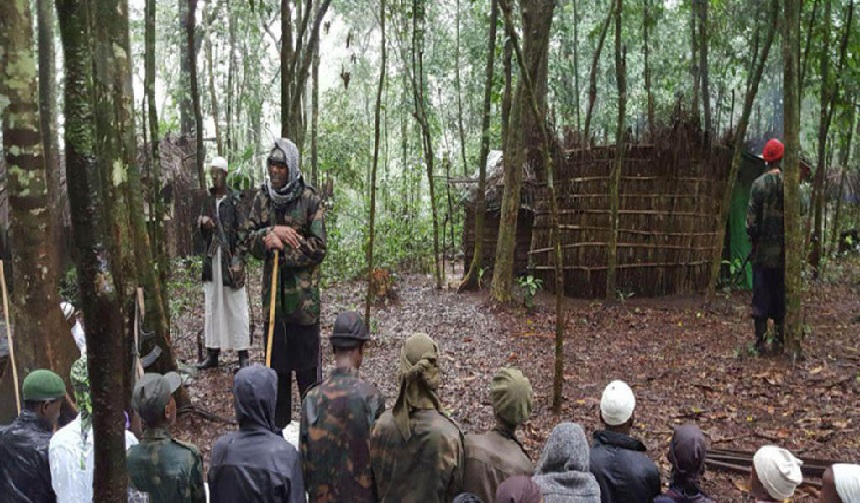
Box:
left=208, top=365, right=305, bottom=503
left=532, top=423, right=600, bottom=503
left=654, top=425, right=714, bottom=503
left=495, top=476, right=543, bottom=503
left=241, top=137, right=327, bottom=428
left=370, top=333, right=465, bottom=503
left=463, top=368, right=535, bottom=503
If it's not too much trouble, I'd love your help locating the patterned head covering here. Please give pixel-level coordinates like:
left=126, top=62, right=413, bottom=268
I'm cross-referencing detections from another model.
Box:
left=70, top=355, right=92, bottom=433
left=392, top=333, right=442, bottom=441
left=266, top=138, right=303, bottom=209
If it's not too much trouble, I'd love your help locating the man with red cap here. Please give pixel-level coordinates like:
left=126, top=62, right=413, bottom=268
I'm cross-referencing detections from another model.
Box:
left=747, top=138, right=786, bottom=354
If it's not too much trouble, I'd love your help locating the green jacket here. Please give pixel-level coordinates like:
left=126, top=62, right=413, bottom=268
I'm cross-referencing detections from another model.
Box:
left=127, top=427, right=206, bottom=503
left=241, top=184, right=327, bottom=325
left=747, top=171, right=785, bottom=269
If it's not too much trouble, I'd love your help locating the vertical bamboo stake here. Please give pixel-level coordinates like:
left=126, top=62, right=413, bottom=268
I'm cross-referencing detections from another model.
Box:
left=265, top=250, right=280, bottom=367
left=0, top=261, right=20, bottom=414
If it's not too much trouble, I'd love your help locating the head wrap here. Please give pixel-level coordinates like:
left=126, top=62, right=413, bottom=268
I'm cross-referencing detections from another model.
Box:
left=762, top=139, right=785, bottom=163
left=668, top=424, right=707, bottom=489
left=833, top=464, right=860, bottom=503
left=210, top=156, right=228, bottom=173
left=22, top=369, right=66, bottom=401
left=490, top=368, right=533, bottom=427
left=753, top=445, right=803, bottom=500
left=70, top=355, right=92, bottom=433
left=61, top=301, right=75, bottom=321
left=494, top=476, right=543, bottom=503
left=392, top=333, right=442, bottom=441
left=266, top=138, right=303, bottom=209
left=453, top=493, right=485, bottom=503
left=600, top=380, right=636, bottom=426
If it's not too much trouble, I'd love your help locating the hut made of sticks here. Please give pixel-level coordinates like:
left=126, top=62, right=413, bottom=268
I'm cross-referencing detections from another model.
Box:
left=529, top=125, right=732, bottom=298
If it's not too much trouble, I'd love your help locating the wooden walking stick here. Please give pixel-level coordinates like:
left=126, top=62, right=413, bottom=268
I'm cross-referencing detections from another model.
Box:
left=265, top=249, right=280, bottom=367
left=0, top=260, right=21, bottom=414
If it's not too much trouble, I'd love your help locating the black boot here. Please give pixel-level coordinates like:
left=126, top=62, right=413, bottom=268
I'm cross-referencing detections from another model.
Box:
left=754, top=318, right=768, bottom=355
left=196, top=348, right=220, bottom=369
left=237, top=350, right=250, bottom=368
left=772, top=319, right=785, bottom=354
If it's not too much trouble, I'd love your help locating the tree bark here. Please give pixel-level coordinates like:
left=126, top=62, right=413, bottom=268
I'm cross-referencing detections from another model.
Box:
left=706, top=0, right=777, bottom=298
left=145, top=0, right=168, bottom=296
left=643, top=0, right=654, bottom=138
left=56, top=0, right=129, bottom=498
left=455, top=0, right=468, bottom=177
left=460, top=0, right=498, bottom=292
left=310, top=14, right=320, bottom=186
left=781, top=0, right=804, bottom=357
left=583, top=2, right=614, bottom=142
left=205, top=39, right=223, bottom=156
left=0, top=0, right=79, bottom=424
left=179, top=0, right=194, bottom=135
left=607, top=0, right=626, bottom=300
left=690, top=0, right=699, bottom=123
left=800, top=0, right=820, bottom=94
left=491, top=0, right=555, bottom=303
left=573, top=0, right=581, bottom=132
left=829, top=101, right=856, bottom=256
left=187, top=0, right=205, bottom=189
left=697, top=0, right=711, bottom=141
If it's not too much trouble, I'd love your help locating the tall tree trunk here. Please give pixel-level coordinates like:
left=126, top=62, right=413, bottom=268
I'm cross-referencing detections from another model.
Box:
left=781, top=0, right=804, bottom=357
left=187, top=0, right=205, bottom=189
left=56, top=0, right=129, bottom=499
left=499, top=0, right=563, bottom=411
left=310, top=21, right=320, bottom=186
left=281, top=0, right=293, bottom=139
left=365, top=0, right=386, bottom=327
left=491, top=0, right=555, bottom=303
left=179, top=0, right=194, bottom=135
left=607, top=0, right=626, bottom=300
left=706, top=0, right=777, bottom=298
left=642, top=0, right=654, bottom=137
left=800, top=0, right=821, bottom=93
left=690, top=0, right=700, bottom=123
left=460, top=0, right=498, bottom=291
left=205, top=39, right=223, bottom=156
left=829, top=101, right=856, bottom=256
left=0, top=0, right=78, bottom=424
left=583, top=2, right=614, bottom=142
left=455, top=0, right=468, bottom=177
left=226, top=9, right=236, bottom=155
left=697, top=0, right=711, bottom=141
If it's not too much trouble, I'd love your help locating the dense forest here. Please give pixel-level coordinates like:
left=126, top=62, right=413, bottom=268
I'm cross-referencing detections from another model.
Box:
left=1, top=0, right=859, bottom=501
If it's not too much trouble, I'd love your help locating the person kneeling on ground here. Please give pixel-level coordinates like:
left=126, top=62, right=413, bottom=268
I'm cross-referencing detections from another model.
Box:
left=532, top=422, right=600, bottom=503
left=821, top=464, right=860, bottom=503
left=654, top=424, right=714, bottom=503
left=370, top=333, right=465, bottom=503
left=589, top=380, right=660, bottom=503
left=209, top=365, right=304, bottom=502
left=463, top=368, right=535, bottom=503
left=495, top=476, right=543, bottom=503
left=127, top=372, right=206, bottom=503
left=750, top=445, right=803, bottom=502
left=0, top=369, right=66, bottom=503
left=300, top=311, right=385, bottom=503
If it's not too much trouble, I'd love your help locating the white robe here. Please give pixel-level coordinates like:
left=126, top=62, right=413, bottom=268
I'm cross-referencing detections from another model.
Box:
left=204, top=197, right=250, bottom=351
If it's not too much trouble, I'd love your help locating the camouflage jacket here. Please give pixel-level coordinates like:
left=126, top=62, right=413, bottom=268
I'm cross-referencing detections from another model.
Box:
left=241, top=184, right=326, bottom=325
left=370, top=409, right=465, bottom=503
left=127, top=427, right=206, bottom=503
left=300, top=367, right=386, bottom=503
left=747, top=171, right=785, bottom=268
left=199, top=188, right=246, bottom=289
left=462, top=428, right=534, bottom=503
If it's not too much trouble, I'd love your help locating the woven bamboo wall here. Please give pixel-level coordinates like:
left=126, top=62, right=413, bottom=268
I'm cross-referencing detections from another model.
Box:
left=530, top=134, right=731, bottom=298
left=463, top=207, right=533, bottom=276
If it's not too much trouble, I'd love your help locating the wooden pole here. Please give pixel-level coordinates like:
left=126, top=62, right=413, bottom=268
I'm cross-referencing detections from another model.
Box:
left=0, top=261, right=21, bottom=414
left=265, top=249, right=279, bottom=367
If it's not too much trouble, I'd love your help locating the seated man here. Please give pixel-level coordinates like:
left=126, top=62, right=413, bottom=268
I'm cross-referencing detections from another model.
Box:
left=750, top=445, right=802, bottom=502
left=300, top=311, right=385, bottom=502
left=49, top=356, right=142, bottom=503
left=463, top=368, right=535, bottom=503
left=533, top=423, right=600, bottom=503
left=589, top=380, right=660, bottom=503
left=820, top=464, right=860, bottom=503
left=370, top=333, right=465, bottom=503
left=0, top=369, right=66, bottom=503
left=127, top=372, right=205, bottom=503
left=208, top=365, right=305, bottom=503
left=654, top=424, right=714, bottom=503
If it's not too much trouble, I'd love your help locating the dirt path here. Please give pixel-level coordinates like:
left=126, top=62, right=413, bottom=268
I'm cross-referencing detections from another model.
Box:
left=171, top=258, right=860, bottom=502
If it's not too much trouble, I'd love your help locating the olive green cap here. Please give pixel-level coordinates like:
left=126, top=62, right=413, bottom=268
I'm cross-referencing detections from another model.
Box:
left=132, top=372, right=182, bottom=425
left=22, top=369, right=66, bottom=401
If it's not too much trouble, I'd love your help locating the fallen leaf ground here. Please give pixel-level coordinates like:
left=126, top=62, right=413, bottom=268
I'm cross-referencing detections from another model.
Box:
left=171, top=256, right=860, bottom=502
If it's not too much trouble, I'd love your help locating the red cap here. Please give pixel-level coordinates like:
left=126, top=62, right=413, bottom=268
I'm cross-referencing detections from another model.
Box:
left=762, top=139, right=785, bottom=163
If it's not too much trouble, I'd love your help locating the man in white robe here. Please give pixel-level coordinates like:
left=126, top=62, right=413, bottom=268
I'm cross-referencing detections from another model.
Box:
left=197, top=156, right=251, bottom=369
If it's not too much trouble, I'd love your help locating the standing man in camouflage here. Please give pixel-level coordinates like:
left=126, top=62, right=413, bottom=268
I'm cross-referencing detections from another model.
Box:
left=747, top=138, right=786, bottom=355
left=197, top=155, right=250, bottom=370
left=370, top=333, right=465, bottom=503
left=243, top=138, right=327, bottom=428
left=300, top=311, right=386, bottom=503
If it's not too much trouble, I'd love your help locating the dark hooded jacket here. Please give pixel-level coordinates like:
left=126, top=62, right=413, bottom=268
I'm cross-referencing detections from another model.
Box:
left=589, top=430, right=661, bottom=503
left=532, top=423, right=600, bottom=503
left=0, top=410, right=57, bottom=503
left=654, top=425, right=714, bottom=503
left=208, top=365, right=304, bottom=503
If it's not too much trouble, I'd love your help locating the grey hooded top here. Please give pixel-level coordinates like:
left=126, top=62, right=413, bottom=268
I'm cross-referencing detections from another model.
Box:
left=532, top=423, right=601, bottom=503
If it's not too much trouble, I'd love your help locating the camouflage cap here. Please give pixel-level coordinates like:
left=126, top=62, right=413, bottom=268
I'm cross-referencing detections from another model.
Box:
left=132, top=372, right=181, bottom=425
left=490, top=367, right=533, bottom=427
left=329, top=311, right=370, bottom=348
left=22, top=369, right=66, bottom=402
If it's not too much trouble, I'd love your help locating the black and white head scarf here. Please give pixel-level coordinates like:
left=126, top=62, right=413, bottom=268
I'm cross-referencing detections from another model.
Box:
left=266, top=137, right=303, bottom=209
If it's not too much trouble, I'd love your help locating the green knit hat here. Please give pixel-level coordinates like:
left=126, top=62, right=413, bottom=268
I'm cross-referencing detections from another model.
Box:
left=22, top=369, right=66, bottom=401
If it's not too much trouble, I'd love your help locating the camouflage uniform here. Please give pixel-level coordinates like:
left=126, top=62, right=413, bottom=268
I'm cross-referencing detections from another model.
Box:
left=747, top=170, right=785, bottom=349
left=301, top=367, right=386, bottom=502
left=126, top=427, right=206, bottom=503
